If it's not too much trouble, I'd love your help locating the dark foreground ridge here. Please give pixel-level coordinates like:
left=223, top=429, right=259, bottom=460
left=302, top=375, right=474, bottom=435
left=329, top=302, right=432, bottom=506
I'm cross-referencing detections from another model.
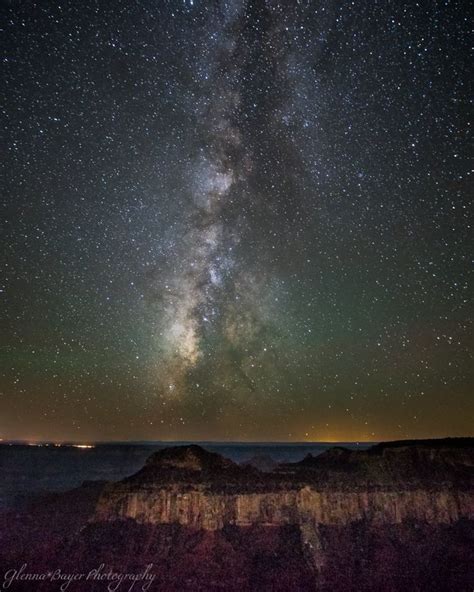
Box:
left=121, top=437, right=474, bottom=492
left=1, top=438, right=473, bottom=592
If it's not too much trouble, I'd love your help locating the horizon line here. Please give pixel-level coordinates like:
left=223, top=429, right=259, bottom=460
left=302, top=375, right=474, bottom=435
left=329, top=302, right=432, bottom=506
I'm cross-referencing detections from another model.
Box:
left=1, top=435, right=472, bottom=446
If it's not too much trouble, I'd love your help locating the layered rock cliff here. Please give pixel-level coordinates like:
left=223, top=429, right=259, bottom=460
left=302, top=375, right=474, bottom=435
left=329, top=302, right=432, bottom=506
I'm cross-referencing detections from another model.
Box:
left=94, top=441, right=474, bottom=530
left=2, top=440, right=473, bottom=592
left=95, top=485, right=473, bottom=530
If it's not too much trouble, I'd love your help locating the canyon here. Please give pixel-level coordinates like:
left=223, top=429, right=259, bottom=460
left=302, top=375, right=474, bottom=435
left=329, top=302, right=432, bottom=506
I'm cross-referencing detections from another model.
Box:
left=94, top=443, right=473, bottom=530
left=1, top=439, right=473, bottom=591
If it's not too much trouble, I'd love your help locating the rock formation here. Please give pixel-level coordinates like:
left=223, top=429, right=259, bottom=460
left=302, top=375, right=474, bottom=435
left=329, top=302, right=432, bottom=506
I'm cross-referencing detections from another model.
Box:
left=1, top=439, right=473, bottom=591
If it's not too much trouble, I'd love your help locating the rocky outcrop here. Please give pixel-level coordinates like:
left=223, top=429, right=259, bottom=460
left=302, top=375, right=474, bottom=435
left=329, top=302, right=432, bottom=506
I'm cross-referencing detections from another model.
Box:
left=143, top=444, right=236, bottom=472
left=91, top=440, right=474, bottom=584
left=94, top=440, right=474, bottom=530
left=2, top=439, right=473, bottom=592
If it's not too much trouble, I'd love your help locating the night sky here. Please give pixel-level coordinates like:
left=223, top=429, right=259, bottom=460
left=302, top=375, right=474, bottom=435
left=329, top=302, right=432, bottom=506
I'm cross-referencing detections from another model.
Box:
left=2, top=0, right=472, bottom=442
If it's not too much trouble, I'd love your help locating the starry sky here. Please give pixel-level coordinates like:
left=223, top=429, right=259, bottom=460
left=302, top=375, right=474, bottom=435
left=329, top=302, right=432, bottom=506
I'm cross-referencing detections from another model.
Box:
left=1, top=0, right=472, bottom=443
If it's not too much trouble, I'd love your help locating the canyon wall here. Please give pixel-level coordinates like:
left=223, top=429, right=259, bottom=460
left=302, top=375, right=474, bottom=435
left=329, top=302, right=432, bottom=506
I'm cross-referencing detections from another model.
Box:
left=2, top=441, right=473, bottom=591
left=94, top=484, right=473, bottom=530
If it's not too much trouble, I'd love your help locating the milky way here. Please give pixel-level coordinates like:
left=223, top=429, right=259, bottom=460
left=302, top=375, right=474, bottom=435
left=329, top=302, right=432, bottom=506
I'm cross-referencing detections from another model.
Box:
left=154, top=1, right=245, bottom=389
left=1, top=0, right=472, bottom=441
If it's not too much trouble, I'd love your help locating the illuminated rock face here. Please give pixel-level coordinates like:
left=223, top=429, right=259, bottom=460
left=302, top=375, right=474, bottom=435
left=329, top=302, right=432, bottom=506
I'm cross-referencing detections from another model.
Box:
left=95, top=485, right=473, bottom=530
